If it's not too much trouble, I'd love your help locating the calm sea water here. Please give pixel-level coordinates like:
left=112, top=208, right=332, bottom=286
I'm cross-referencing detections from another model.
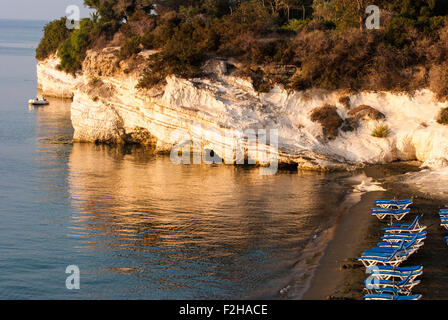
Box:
left=0, top=19, right=357, bottom=299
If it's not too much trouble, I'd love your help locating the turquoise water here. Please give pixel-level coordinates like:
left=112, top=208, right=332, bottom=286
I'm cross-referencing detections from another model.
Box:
left=0, top=19, right=356, bottom=299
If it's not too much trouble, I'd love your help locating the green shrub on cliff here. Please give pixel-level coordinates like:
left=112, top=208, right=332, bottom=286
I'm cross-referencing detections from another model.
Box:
left=119, top=35, right=142, bottom=59
left=57, top=19, right=95, bottom=73
left=36, top=18, right=71, bottom=60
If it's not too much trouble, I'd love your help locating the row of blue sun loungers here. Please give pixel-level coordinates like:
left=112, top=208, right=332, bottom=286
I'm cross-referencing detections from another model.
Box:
left=357, top=198, right=424, bottom=300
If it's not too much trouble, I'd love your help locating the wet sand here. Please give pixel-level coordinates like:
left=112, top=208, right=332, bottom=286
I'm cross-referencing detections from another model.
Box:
left=303, top=162, right=448, bottom=300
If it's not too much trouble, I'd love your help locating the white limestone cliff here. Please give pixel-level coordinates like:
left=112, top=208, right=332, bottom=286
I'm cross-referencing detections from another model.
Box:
left=37, top=48, right=448, bottom=171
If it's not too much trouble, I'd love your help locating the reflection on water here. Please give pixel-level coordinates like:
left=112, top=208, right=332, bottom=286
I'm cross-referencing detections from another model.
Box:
left=66, top=142, right=351, bottom=299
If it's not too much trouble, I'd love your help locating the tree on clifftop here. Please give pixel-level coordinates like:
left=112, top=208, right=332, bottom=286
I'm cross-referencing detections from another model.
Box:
left=84, top=0, right=155, bottom=23
left=313, top=0, right=377, bottom=30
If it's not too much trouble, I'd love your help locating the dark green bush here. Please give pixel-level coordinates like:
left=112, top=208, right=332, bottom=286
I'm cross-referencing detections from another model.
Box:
left=57, top=19, right=95, bottom=73
left=385, top=17, right=417, bottom=48
left=141, top=31, right=155, bottom=49
left=119, top=36, right=142, bottom=59
left=36, top=17, right=71, bottom=60
left=437, top=108, right=448, bottom=124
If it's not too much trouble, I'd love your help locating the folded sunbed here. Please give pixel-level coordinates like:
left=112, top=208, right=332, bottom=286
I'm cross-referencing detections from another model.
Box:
left=382, top=215, right=426, bottom=234
left=370, top=208, right=410, bottom=221
left=363, top=294, right=422, bottom=300
left=374, top=198, right=413, bottom=209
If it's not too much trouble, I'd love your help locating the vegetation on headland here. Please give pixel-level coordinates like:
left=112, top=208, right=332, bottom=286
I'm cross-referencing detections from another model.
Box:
left=36, top=0, right=448, bottom=99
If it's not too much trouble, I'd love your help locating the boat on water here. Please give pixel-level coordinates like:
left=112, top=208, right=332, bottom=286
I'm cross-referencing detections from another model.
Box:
left=28, top=97, right=49, bottom=106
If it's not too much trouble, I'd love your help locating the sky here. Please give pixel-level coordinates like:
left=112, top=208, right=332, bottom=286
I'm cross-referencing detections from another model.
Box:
left=0, top=0, right=94, bottom=21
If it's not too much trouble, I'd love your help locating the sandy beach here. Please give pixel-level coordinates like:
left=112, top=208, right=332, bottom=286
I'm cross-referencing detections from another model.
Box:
left=304, top=162, right=448, bottom=300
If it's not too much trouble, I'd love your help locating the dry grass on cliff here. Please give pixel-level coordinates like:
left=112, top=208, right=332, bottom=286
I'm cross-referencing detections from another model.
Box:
left=371, top=124, right=391, bottom=138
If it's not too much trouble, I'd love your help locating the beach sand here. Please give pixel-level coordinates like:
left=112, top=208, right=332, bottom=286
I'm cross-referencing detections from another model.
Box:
left=303, top=162, right=448, bottom=300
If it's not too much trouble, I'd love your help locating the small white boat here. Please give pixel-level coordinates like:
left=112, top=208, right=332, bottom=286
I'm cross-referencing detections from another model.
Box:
left=28, top=97, right=49, bottom=106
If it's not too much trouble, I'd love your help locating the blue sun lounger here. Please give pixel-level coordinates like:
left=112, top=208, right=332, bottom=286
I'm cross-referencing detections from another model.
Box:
left=370, top=208, right=410, bottom=221
left=381, top=231, right=426, bottom=245
left=362, top=234, right=420, bottom=258
left=364, top=273, right=420, bottom=294
left=374, top=240, right=424, bottom=252
left=374, top=198, right=413, bottom=209
left=364, top=273, right=419, bottom=295
left=356, top=240, right=409, bottom=267
left=440, top=208, right=448, bottom=218
left=382, top=215, right=426, bottom=234
left=366, top=265, right=423, bottom=281
left=441, top=217, right=448, bottom=230
left=357, top=234, right=422, bottom=267
left=364, top=294, right=422, bottom=300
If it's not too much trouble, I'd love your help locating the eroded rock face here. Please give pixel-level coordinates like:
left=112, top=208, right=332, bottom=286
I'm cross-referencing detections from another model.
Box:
left=342, top=105, right=386, bottom=132
left=37, top=49, right=448, bottom=170
left=348, top=105, right=386, bottom=121
left=310, top=104, right=343, bottom=140
left=123, top=127, right=158, bottom=146
left=37, top=54, right=80, bottom=99
left=82, top=48, right=121, bottom=78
